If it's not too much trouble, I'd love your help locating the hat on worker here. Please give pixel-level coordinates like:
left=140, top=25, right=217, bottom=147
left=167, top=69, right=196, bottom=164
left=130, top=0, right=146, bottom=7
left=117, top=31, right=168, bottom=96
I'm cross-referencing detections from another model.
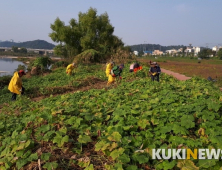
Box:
left=19, top=70, right=26, bottom=75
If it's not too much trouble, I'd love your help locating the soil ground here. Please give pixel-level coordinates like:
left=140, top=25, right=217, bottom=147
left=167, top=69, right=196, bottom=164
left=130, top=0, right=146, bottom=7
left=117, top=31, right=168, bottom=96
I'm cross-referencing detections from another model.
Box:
left=158, top=60, right=222, bottom=79
left=161, top=68, right=191, bottom=81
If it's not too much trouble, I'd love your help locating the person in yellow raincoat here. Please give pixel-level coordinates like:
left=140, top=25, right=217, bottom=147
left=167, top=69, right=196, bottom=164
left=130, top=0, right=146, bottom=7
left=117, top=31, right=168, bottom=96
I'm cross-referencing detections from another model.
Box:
left=107, top=64, right=124, bottom=85
left=8, top=70, right=26, bottom=101
left=105, top=62, right=114, bottom=77
left=66, top=63, right=75, bottom=75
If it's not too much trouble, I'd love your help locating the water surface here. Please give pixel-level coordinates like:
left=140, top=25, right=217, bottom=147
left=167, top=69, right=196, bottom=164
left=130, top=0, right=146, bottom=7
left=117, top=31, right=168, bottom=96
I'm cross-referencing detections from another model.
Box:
left=0, top=57, right=26, bottom=77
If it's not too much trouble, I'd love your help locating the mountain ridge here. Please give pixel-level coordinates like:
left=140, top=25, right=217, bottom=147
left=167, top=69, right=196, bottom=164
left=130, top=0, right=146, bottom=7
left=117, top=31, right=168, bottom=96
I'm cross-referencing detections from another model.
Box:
left=0, top=40, right=55, bottom=50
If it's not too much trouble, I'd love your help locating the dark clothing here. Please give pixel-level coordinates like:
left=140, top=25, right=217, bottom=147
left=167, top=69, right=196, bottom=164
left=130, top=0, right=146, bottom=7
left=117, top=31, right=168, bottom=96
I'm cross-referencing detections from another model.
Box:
left=151, top=74, right=160, bottom=82
left=133, top=63, right=140, bottom=69
left=149, top=65, right=161, bottom=82
left=149, top=66, right=161, bottom=73
left=129, top=69, right=133, bottom=72
left=11, top=86, right=25, bottom=101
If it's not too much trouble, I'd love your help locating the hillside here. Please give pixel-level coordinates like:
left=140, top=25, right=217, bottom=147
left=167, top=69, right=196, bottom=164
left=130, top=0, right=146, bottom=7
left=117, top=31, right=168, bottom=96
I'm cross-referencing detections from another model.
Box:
left=0, top=40, right=55, bottom=49
left=0, top=63, right=222, bottom=169
left=129, top=44, right=187, bottom=52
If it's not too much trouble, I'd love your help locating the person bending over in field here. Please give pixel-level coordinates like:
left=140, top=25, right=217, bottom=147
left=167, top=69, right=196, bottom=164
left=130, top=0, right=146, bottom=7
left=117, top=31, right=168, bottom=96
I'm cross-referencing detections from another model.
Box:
left=107, top=64, right=124, bottom=85
left=8, top=70, right=26, bottom=101
left=66, top=63, right=75, bottom=75
left=105, top=61, right=115, bottom=77
left=129, top=63, right=142, bottom=73
left=149, top=62, right=161, bottom=82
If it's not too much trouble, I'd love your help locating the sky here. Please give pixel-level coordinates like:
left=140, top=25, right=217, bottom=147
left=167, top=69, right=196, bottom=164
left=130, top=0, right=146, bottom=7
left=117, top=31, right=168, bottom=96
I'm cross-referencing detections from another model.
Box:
left=0, top=0, right=221, bottom=48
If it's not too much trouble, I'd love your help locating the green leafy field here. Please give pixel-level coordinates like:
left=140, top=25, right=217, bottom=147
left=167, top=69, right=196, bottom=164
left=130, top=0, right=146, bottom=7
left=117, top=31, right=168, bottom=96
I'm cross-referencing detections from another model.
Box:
left=0, top=64, right=222, bottom=169
left=0, top=64, right=107, bottom=104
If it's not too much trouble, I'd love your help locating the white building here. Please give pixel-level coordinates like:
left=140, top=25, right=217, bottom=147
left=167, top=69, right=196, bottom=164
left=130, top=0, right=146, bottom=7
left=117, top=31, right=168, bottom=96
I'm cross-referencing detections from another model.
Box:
left=133, top=51, right=139, bottom=56
left=193, top=47, right=201, bottom=54
left=165, top=49, right=177, bottom=54
left=212, top=46, right=219, bottom=52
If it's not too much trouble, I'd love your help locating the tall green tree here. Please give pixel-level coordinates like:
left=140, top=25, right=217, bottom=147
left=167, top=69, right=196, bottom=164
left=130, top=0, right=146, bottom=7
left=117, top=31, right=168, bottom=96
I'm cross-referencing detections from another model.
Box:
left=20, top=47, right=27, bottom=53
left=198, top=49, right=210, bottom=59
left=12, top=46, right=19, bottom=53
left=49, top=7, right=123, bottom=60
left=217, top=48, right=222, bottom=60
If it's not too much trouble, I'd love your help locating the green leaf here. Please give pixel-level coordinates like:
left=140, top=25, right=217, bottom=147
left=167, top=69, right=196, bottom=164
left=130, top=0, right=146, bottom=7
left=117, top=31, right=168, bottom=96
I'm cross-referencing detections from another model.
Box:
left=110, top=148, right=124, bottom=160
left=95, top=140, right=110, bottom=151
left=59, top=126, right=67, bottom=134
left=85, top=164, right=94, bottom=170
left=177, top=160, right=199, bottom=170
left=78, top=135, right=92, bottom=143
left=28, top=153, right=38, bottom=161
left=132, top=154, right=148, bottom=164
left=61, top=135, right=69, bottom=146
left=53, top=133, right=69, bottom=147
left=137, top=119, right=150, bottom=129
left=43, top=161, right=58, bottom=170
left=43, top=131, right=55, bottom=142
left=208, top=101, right=221, bottom=112
left=163, top=160, right=176, bottom=170
left=16, top=158, right=28, bottom=170
left=126, top=165, right=138, bottom=170
left=41, top=153, right=51, bottom=161
left=53, top=133, right=62, bottom=146
left=198, top=159, right=216, bottom=168
left=107, top=132, right=122, bottom=142
left=180, top=115, right=195, bottom=129
left=118, top=153, right=130, bottom=163
left=172, top=123, right=188, bottom=135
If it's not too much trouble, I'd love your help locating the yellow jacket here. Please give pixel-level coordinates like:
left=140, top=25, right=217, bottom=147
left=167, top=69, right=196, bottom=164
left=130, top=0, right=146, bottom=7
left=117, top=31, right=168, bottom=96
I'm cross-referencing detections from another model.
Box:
left=66, top=64, right=74, bottom=74
left=8, top=72, right=22, bottom=94
left=106, top=63, right=113, bottom=77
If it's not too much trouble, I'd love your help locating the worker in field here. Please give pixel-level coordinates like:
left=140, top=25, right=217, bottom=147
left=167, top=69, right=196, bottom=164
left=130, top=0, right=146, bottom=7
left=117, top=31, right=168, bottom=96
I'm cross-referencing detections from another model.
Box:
left=129, top=62, right=142, bottom=73
left=149, top=62, right=161, bottom=82
left=105, top=61, right=115, bottom=77
left=66, top=63, right=75, bottom=75
left=8, top=70, right=26, bottom=101
left=107, top=64, right=124, bottom=85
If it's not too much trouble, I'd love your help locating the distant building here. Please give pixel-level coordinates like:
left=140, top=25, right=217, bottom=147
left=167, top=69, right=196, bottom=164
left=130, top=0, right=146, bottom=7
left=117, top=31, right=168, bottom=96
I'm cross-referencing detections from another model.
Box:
left=152, top=50, right=163, bottom=55
left=177, top=48, right=183, bottom=53
left=165, top=49, right=177, bottom=54
left=143, top=51, right=152, bottom=55
left=184, top=48, right=194, bottom=53
left=193, top=47, right=201, bottom=54
left=212, top=46, right=222, bottom=52
left=133, top=51, right=139, bottom=56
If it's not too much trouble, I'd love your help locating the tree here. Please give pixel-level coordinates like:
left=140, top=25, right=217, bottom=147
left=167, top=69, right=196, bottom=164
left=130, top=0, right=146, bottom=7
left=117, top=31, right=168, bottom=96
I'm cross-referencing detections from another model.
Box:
left=198, top=49, right=210, bottom=59
left=49, top=7, right=124, bottom=61
left=20, top=47, right=27, bottom=53
left=12, top=46, right=19, bottom=53
left=217, top=48, right=222, bottom=60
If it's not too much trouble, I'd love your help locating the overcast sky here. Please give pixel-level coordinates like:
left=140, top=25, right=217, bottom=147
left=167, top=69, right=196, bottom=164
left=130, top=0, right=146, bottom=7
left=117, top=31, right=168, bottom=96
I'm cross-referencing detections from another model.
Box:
left=0, top=0, right=221, bottom=48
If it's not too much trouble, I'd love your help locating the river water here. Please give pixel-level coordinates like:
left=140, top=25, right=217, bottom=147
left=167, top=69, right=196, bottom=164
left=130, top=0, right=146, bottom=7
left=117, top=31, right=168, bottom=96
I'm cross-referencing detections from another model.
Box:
left=0, top=57, right=26, bottom=77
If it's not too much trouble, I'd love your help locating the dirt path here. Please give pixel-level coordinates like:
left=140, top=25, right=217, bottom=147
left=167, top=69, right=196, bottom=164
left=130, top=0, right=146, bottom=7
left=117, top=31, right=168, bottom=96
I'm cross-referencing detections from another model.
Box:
left=161, top=68, right=191, bottom=81
left=161, top=68, right=222, bottom=91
